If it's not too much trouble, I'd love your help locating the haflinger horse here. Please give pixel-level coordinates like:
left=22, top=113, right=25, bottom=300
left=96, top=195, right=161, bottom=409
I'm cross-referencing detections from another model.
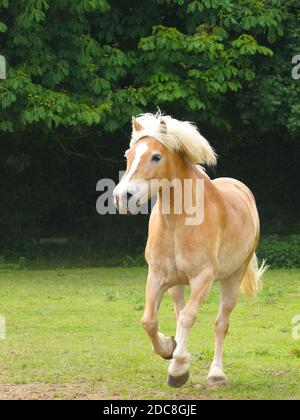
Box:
left=113, top=113, right=267, bottom=388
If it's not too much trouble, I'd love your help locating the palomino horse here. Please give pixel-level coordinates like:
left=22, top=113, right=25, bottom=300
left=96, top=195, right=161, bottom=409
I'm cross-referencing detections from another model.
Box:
left=113, top=113, right=267, bottom=387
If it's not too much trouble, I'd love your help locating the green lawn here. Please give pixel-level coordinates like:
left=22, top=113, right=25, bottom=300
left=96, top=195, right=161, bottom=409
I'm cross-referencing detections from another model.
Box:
left=0, top=268, right=299, bottom=400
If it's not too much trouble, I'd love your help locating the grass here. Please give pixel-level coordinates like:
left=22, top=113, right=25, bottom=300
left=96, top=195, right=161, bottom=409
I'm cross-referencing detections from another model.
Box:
left=0, top=267, right=299, bottom=400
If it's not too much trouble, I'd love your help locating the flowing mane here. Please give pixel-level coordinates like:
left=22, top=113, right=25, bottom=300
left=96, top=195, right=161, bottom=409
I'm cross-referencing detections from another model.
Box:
left=130, top=113, right=217, bottom=166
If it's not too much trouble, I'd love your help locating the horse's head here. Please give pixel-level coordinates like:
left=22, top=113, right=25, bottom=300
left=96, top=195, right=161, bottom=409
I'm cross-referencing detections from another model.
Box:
left=113, top=118, right=172, bottom=214
left=113, top=113, right=217, bottom=214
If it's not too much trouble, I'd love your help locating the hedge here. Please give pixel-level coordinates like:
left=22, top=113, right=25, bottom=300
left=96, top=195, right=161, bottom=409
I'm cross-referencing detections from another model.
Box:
left=1, top=234, right=300, bottom=270
left=258, top=235, right=300, bottom=269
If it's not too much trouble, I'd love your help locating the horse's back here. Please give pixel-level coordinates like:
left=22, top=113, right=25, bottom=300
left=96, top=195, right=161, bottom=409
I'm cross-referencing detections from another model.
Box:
left=213, top=177, right=258, bottom=217
left=213, top=177, right=254, bottom=199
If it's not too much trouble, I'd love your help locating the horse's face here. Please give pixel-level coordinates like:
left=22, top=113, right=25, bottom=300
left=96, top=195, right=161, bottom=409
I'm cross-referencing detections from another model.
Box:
left=113, top=137, right=170, bottom=213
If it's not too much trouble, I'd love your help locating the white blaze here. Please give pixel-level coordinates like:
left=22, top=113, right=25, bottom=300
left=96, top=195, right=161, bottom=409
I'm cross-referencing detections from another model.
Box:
left=125, top=142, right=148, bottom=183
left=114, top=142, right=148, bottom=209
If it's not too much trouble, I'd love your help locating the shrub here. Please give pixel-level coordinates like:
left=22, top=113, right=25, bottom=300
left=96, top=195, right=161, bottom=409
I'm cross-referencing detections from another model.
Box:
left=258, top=235, right=300, bottom=269
left=1, top=235, right=300, bottom=269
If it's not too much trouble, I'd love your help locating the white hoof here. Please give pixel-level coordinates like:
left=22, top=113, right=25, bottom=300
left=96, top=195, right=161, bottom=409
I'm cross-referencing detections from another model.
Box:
left=154, top=334, right=176, bottom=360
left=207, top=366, right=228, bottom=386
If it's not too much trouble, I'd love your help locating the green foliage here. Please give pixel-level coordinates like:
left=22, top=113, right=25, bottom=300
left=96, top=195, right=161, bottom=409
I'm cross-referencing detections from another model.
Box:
left=1, top=235, right=299, bottom=269
left=258, top=235, right=300, bottom=268
left=122, top=248, right=146, bottom=267
left=0, top=1, right=299, bottom=255
left=0, top=0, right=298, bottom=133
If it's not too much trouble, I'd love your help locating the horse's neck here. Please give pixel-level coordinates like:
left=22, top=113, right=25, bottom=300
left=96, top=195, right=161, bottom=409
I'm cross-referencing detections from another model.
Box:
left=156, top=160, right=209, bottom=220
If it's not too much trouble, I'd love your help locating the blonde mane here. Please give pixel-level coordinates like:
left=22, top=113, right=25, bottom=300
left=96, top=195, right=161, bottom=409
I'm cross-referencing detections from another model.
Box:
left=130, top=113, right=217, bottom=166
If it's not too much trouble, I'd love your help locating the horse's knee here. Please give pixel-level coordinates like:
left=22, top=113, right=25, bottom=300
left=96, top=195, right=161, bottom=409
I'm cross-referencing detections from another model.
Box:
left=179, top=307, right=197, bottom=329
left=141, top=318, right=158, bottom=336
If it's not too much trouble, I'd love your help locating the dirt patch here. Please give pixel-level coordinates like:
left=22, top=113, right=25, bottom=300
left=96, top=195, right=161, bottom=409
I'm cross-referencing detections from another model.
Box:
left=0, top=383, right=218, bottom=400
left=0, top=383, right=121, bottom=400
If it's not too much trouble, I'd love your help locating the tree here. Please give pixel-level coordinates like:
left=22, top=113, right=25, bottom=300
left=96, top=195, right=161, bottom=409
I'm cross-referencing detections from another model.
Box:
left=0, top=0, right=299, bottom=256
left=1, top=0, right=298, bottom=136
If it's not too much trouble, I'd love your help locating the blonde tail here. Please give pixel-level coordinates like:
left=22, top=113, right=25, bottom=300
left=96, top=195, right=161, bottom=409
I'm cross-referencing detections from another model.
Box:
left=241, top=253, right=269, bottom=299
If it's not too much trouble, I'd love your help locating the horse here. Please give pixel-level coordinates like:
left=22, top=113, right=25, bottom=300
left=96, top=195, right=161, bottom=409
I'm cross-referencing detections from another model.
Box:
left=113, top=113, right=267, bottom=388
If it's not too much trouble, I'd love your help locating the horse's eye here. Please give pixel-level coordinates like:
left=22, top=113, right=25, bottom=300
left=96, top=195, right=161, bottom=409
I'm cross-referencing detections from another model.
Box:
left=151, top=154, right=162, bottom=163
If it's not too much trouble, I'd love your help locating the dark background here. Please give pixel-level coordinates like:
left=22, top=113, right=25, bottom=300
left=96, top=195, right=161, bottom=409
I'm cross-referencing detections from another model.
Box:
left=0, top=0, right=299, bottom=266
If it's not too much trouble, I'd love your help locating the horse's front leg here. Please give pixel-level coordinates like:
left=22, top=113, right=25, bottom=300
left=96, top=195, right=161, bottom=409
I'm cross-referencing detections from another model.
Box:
left=168, top=285, right=185, bottom=322
left=167, top=268, right=214, bottom=387
left=141, top=272, right=176, bottom=360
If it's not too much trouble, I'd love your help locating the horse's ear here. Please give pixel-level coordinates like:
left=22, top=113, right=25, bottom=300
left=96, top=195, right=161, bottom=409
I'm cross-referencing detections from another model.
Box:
left=160, top=118, right=168, bottom=135
left=132, top=117, right=143, bottom=132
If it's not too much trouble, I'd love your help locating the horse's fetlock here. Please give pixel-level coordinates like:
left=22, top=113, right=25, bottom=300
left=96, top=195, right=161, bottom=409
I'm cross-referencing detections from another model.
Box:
left=173, top=350, right=190, bottom=364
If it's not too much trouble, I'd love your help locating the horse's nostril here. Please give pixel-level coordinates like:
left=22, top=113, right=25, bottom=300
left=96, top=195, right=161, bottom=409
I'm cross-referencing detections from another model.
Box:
left=126, top=192, right=133, bottom=202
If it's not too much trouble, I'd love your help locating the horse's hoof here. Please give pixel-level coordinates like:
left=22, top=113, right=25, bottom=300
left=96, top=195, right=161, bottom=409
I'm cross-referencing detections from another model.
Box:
left=207, top=373, right=228, bottom=387
left=161, top=336, right=177, bottom=360
left=167, top=371, right=189, bottom=388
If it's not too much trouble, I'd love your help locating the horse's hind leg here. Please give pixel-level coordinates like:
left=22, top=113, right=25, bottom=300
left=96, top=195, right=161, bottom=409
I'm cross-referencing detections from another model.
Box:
left=168, top=285, right=185, bottom=322
left=207, top=269, right=244, bottom=386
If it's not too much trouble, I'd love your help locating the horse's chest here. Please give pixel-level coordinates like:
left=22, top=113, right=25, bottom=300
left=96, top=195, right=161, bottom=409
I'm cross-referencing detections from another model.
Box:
left=146, top=235, right=190, bottom=285
left=160, top=255, right=189, bottom=285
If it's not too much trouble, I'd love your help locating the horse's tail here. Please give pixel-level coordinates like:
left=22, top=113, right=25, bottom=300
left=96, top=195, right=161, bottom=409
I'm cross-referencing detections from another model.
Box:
left=240, top=253, right=268, bottom=299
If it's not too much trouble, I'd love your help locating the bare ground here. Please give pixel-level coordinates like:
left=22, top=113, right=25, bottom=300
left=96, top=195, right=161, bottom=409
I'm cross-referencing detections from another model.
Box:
left=0, top=383, right=121, bottom=400
left=0, top=382, right=213, bottom=400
